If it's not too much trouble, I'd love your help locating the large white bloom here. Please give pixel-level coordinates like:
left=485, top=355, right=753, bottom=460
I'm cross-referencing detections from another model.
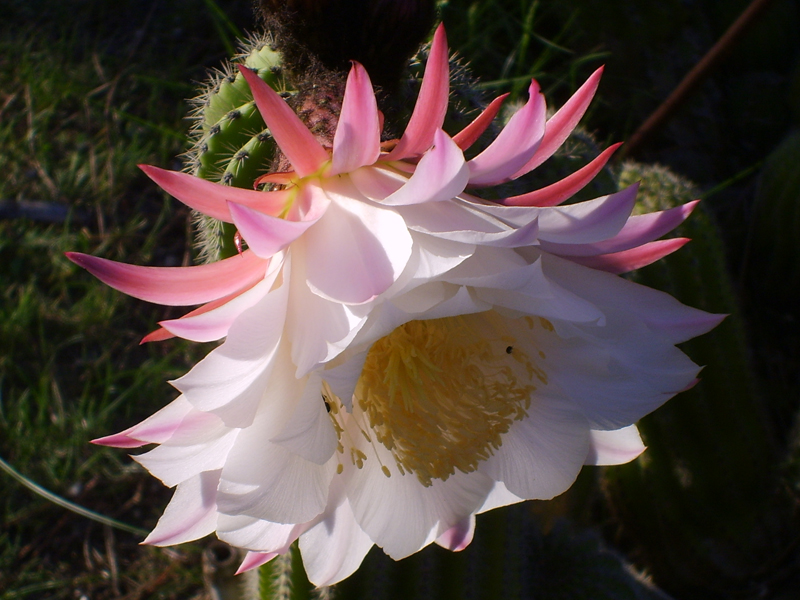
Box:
left=70, top=25, right=722, bottom=586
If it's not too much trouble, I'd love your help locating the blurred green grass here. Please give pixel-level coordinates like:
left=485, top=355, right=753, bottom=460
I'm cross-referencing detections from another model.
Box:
left=0, top=1, right=253, bottom=597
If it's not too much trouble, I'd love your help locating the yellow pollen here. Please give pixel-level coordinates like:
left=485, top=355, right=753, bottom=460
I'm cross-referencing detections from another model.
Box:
left=354, top=312, right=546, bottom=487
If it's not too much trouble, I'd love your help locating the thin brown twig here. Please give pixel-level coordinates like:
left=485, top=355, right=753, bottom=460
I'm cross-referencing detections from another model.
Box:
left=623, top=0, right=779, bottom=157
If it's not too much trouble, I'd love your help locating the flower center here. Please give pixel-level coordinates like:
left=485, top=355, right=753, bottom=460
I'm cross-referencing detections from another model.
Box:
left=353, top=311, right=549, bottom=487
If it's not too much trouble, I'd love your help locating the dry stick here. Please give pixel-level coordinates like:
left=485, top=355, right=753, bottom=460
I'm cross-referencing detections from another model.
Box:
left=623, top=0, right=780, bottom=157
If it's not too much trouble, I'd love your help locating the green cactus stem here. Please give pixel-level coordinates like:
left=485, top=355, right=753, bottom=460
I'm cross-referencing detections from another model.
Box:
left=185, top=34, right=287, bottom=262
left=603, top=162, right=795, bottom=599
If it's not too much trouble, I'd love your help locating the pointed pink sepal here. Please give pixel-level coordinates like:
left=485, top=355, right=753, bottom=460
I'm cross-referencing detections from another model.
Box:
left=386, top=24, right=449, bottom=160
left=239, top=66, right=329, bottom=177
left=467, top=80, right=546, bottom=187
left=236, top=551, right=279, bottom=574
left=140, top=165, right=289, bottom=223
left=330, top=62, right=381, bottom=175
left=503, top=143, right=622, bottom=207
left=66, top=250, right=267, bottom=306
left=541, top=200, right=699, bottom=256
left=566, top=238, right=690, bottom=273
left=513, top=66, right=604, bottom=178
left=91, top=432, right=148, bottom=448
left=452, top=94, right=508, bottom=151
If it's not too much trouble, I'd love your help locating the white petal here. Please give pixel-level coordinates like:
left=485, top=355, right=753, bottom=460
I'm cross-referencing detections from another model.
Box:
left=476, top=480, right=524, bottom=514
left=345, top=420, right=493, bottom=559
left=382, top=130, right=469, bottom=206
left=585, top=425, right=645, bottom=465
left=481, top=395, right=590, bottom=500
left=217, top=403, right=335, bottom=524
left=171, top=276, right=289, bottom=427
left=135, top=424, right=238, bottom=488
left=144, top=471, right=219, bottom=546
left=299, top=479, right=374, bottom=586
left=303, top=178, right=413, bottom=304
left=270, top=374, right=338, bottom=465
left=217, top=513, right=307, bottom=553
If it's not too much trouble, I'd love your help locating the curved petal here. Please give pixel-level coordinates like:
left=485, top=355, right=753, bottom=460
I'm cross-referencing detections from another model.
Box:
left=585, top=425, right=645, bottom=466
left=229, top=185, right=330, bottom=259
left=565, top=238, right=690, bottom=273
left=330, top=62, right=381, bottom=175
left=467, top=80, right=546, bottom=187
left=270, top=374, right=338, bottom=465
left=66, top=250, right=267, bottom=306
left=140, top=165, right=290, bottom=222
left=480, top=395, right=590, bottom=500
left=513, top=66, right=604, bottom=178
left=239, top=66, right=329, bottom=177
left=237, top=552, right=278, bottom=574
left=382, top=130, right=469, bottom=206
left=536, top=183, right=639, bottom=244
left=386, top=24, right=449, bottom=160
left=452, top=94, right=508, bottom=151
left=304, top=178, right=413, bottom=304
left=541, top=200, right=699, bottom=256
left=219, top=513, right=308, bottom=553
left=159, top=271, right=277, bottom=343
left=92, top=395, right=194, bottom=448
left=503, top=143, right=622, bottom=207
left=435, top=515, right=475, bottom=551
left=299, top=480, right=375, bottom=587
left=217, top=422, right=335, bottom=524
left=144, top=471, right=220, bottom=546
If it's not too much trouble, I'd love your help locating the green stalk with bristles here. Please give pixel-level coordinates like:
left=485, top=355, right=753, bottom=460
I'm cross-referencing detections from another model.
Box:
left=185, top=34, right=288, bottom=262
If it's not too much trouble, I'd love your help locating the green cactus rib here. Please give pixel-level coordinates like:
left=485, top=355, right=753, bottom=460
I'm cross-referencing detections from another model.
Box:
left=186, top=37, right=288, bottom=262
left=603, top=162, right=792, bottom=598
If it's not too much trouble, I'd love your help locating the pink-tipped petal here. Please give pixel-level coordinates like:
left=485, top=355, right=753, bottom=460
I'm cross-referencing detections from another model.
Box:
left=93, top=397, right=194, bottom=448
left=229, top=189, right=329, bottom=259
left=141, top=328, right=174, bottom=343
left=140, top=165, right=289, bottom=223
left=435, top=516, right=476, bottom=551
left=144, top=472, right=219, bottom=546
left=160, top=274, right=276, bottom=342
left=566, top=238, right=690, bottom=273
left=513, top=66, right=604, bottom=178
left=503, top=143, right=622, bottom=207
left=236, top=551, right=279, bottom=574
left=331, top=62, right=381, bottom=175
left=386, top=24, right=449, bottom=160
left=541, top=200, right=699, bottom=256
left=239, top=66, right=329, bottom=177
left=452, top=94, right=508, bottom=151
left=382, top=130, right=469, bottom=206
left=467, top=80, right=547, bottom=187
left=92, top=432, right=148, bottom=448
left=536, top=183, right=639, bottom=245
left=140, top=281, right=262, bottom=344
left=66, top=250, right=268, bottom=306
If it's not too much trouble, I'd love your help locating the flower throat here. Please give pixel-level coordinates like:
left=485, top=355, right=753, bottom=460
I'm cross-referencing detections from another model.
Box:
left=353, top=312, right=548, bottom=487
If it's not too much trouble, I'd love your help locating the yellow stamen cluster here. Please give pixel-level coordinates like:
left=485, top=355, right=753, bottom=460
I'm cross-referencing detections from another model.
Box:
left=352, top=311, right=547, bottom=487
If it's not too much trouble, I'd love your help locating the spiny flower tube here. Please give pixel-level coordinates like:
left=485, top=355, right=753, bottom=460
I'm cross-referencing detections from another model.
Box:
left=68, top=25, right=722, bottom=586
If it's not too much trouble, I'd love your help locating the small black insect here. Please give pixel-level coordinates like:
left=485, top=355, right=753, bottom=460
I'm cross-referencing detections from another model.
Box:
left=506, top=346, right=513, bottom=354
